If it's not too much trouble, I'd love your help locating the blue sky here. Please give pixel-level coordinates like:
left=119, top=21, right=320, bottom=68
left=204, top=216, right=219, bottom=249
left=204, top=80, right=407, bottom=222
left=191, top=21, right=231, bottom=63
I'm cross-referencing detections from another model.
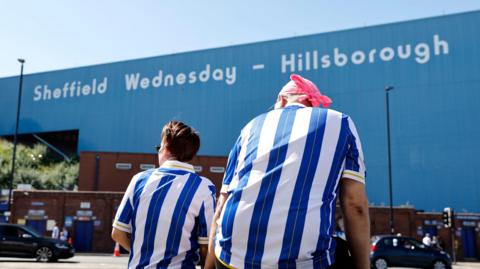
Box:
left=1, top=0, right=479, bottom=77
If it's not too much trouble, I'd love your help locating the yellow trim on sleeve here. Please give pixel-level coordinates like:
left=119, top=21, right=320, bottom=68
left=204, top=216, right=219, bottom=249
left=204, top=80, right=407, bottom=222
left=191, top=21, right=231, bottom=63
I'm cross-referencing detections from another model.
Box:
left=113, top=221, right=130, bottom=228
left=342, top=170, right=365, bottom=180
left=198, top=237, right=209, bottom=245
left=342, top=176, right=366, bottom=184
left=113, top=221, right=132, bottom=232
left=215, top=254, right=236, bottom=269
left=220, top=185, right=229, bottom=194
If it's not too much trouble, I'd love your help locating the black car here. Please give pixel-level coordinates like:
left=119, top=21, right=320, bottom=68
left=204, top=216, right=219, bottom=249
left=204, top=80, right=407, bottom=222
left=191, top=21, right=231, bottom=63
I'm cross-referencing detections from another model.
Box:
left=370, top=235, right=451, bottom=269
left=0, top=223, right=74, bottom=262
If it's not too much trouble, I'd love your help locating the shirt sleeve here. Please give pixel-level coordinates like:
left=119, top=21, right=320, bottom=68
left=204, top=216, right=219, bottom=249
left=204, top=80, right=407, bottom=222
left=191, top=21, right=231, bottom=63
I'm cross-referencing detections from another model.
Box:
left=112, top=173, right=140, bottom=233
left=220, top=134, right=242, bottom=194
left=342, top=116, right=366, bottom=184
left=197, top=184, right=216, bottom=245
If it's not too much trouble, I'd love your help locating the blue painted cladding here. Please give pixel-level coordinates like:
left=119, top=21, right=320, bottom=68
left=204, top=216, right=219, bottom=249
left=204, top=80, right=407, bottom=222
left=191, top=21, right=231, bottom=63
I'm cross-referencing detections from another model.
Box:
left=1, top=11, right=479, bottom=212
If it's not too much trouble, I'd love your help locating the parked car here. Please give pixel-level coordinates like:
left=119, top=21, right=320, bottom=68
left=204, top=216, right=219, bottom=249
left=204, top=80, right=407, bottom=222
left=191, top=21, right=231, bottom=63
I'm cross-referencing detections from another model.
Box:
left=0, top=223, right=74, bottom=262
left=370, top=235, right=451, bottom=269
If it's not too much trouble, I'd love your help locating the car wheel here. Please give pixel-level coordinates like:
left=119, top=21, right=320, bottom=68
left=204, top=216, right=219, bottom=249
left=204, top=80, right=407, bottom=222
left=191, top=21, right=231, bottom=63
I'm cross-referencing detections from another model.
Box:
left=432, top=260, right=447, bottom=269
left=373, top=258, right=388, bottom=269
left=35, top=246, right=53, bottom=262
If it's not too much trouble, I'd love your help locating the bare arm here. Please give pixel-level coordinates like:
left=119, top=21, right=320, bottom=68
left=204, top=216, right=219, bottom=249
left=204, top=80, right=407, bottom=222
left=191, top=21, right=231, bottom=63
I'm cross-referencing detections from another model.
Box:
left=206, top=193, right=228, bottom=269
left=339, top=178, right=370, bottom=269
left=199, top=244, right=208, bottom=269
left=111, top=228, right=131, bottom=252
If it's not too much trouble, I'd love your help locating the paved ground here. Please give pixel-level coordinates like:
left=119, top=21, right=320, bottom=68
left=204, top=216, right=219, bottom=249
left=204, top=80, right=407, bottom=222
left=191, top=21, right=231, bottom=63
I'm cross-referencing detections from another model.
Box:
left=0, top=255, right=479, bottom=268
left=0, top=255, right=128, bottom=269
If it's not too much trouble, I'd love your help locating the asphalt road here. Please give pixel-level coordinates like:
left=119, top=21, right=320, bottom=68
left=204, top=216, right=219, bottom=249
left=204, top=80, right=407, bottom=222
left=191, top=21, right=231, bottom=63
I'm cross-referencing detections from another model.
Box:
left=0, top=255, right=479, bottom=269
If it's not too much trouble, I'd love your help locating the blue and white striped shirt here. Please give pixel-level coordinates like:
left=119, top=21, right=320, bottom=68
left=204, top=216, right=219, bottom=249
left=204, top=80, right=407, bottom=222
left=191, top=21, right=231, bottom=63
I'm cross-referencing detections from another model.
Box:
left=114, top=160, right=216, bottom=269
left=215, top=104, right=366, bottom=269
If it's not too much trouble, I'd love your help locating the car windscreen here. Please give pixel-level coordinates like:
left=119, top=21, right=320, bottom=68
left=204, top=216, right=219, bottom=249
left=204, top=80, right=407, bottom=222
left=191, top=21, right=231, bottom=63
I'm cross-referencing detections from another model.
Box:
left=379, top=237, right=398, bottom=247
left=0, top=226, right=30, bottom=237
left=406, top=238, right=427, bottom=249
left=20, top=226, right=41, bottom=237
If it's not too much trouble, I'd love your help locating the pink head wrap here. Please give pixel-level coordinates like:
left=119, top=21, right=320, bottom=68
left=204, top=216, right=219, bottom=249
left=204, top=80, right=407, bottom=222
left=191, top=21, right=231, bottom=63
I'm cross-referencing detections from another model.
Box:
left=279, top=74, right=332, bottom=108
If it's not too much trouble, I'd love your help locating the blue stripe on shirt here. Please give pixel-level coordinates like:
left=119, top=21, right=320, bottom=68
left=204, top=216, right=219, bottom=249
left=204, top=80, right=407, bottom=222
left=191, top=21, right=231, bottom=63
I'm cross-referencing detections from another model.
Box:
left=279, top=108, right=327, bottom=267
left=129, top=170, right=155, bottom=265
left=314, top=116, right=349, bottom=269
left=182, top=219, right=199, bottom=269
left=132, top=170, right=155, bottom=208
left=223, top=135, right=243, bottom=186
left=198, top=203, right=208, bottom=238
left=244, top=107, right=297, bottom=269
left=118, top=198, right=133, bottom=225
left=136, top=175, right=175, bottom=269
left=157, top=174, right=202, bottom=269
left=219, top=114, right=267, bottom=264
left=345, top=121, right=360, bottom=172
left=208, top=185, right=217, bottom=211
left=183, top=185, right=216, bottom=268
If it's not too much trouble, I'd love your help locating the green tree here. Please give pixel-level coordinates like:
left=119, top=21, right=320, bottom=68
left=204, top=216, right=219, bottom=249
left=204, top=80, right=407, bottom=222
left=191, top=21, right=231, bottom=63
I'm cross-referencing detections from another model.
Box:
left=0, top=139, right=78, bottom=190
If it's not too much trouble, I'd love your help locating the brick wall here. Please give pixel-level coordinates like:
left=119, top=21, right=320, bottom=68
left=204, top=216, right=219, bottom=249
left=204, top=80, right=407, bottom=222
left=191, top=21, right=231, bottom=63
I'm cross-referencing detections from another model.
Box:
left=11, top=190, right=123, bottom=253
left=78, top=152, right=227, bottom=192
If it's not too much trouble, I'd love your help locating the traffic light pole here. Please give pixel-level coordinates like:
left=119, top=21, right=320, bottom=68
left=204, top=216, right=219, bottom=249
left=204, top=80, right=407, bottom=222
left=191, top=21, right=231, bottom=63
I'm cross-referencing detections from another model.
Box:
left=450, top=212, right=456, bottom=264
left=444, top=207, right=456, bottom=264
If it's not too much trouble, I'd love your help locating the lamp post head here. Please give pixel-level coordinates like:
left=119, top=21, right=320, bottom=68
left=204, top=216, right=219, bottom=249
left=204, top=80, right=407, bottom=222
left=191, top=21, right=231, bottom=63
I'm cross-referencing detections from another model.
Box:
left=17, top=58, right=25, bottom=64
left=385, top=86, right=394, bottom=92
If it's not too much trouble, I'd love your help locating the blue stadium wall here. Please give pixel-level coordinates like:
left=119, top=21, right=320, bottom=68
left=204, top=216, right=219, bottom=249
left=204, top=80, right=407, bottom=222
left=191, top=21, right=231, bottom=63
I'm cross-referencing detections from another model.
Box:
left=1, top=11, right=479, bottom=212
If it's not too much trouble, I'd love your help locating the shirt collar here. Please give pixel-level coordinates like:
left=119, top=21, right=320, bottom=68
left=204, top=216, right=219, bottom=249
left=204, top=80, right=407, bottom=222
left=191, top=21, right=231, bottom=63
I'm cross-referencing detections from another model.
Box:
left=285, top=102, right=307, bottom=108
left=160, top=160, right=195, bottom=173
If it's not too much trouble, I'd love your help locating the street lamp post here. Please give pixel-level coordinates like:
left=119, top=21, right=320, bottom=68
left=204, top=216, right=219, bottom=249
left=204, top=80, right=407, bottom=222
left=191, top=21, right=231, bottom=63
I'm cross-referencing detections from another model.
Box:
left=385, top=85, right=395, bottom=234
left=7, top=59, right=25, bottom=212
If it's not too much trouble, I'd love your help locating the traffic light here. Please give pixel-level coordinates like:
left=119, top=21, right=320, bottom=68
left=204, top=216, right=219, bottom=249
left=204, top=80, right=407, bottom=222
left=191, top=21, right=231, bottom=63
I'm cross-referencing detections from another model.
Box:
left=442, top=207, right=453, bottom=228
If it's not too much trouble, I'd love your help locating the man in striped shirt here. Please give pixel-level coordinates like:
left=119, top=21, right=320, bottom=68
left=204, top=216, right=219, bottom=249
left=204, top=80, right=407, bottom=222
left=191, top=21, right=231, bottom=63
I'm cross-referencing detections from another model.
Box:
left=209, top=74, right=370, bottom=269
left=112, top=120, right=216, bottom=269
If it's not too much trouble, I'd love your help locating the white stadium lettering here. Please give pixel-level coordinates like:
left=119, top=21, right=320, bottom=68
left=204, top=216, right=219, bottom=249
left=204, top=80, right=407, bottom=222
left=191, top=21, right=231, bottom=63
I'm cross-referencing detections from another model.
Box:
left=123, top=64, right=237, bottom=91
left=280, top=34, right=449, bottom=72
left=415, top=43, right=431, bottom=64
left=31, top=35, right=448, bottom=102
left=32, top=78, right=108, bottom=102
